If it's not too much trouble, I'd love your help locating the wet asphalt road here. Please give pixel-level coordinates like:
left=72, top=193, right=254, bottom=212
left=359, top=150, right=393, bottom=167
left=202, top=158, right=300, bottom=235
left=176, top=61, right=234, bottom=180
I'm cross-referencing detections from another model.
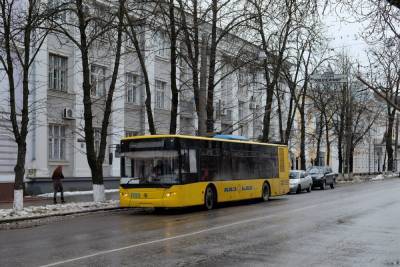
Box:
left=1, top=179, right=400, bottom=267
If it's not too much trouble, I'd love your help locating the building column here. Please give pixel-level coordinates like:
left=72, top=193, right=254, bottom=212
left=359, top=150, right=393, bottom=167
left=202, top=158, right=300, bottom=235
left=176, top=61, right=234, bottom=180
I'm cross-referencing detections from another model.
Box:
left=27, top=42, right=49, bottom=177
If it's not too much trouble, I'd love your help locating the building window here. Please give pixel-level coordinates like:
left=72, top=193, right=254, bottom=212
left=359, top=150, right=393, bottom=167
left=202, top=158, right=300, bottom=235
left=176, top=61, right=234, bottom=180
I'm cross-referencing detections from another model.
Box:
left=126, top=73, right=138, bottom=104
left=49, top=125, right=66, bottom=160
left=155, top=80, right=166, bottom=109
left=48, top=54, right=68, bottom=91
left=91, top=65, right=107, bottom=97
left=155, top=31, right=169, bottom=58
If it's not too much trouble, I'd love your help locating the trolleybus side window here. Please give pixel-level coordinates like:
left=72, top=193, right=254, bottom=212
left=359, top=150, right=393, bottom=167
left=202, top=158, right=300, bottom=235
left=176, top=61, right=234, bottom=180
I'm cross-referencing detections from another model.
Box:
left=181, top=149, right=199, bottom=183
left=218, top=142, right=232, bottom=180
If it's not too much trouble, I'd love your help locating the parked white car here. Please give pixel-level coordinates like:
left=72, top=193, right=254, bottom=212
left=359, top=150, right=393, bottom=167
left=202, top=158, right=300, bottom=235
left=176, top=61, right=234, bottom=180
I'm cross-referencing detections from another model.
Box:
left=289, top=170, right=312, bottom=193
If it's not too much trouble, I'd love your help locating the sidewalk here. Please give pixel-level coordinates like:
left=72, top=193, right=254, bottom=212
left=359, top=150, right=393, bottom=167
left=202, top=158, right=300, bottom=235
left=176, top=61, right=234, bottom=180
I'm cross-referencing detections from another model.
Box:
left=0, top=191, right=119, bottom=209
left=336, top=172, right=399, bottom=184
left=0, top=191, right=121, bottom=224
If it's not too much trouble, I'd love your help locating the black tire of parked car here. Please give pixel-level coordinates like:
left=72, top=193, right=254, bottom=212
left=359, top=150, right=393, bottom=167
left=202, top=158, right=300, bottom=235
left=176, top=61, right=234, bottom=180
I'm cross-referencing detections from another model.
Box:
left=320, top=180, right=326, bottom=190
left=307, top=184, right=312, bottom=192
left=296, top=185, right=301, bottom=194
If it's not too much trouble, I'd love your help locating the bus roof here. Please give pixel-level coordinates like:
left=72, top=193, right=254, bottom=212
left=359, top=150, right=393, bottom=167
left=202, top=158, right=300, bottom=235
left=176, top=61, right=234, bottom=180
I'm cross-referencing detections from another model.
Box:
left=121, top=134, right=287, bottom=147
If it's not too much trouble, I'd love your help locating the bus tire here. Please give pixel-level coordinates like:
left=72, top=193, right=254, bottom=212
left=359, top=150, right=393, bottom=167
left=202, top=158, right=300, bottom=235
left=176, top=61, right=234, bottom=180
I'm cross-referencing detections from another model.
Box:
left=154, top=207, right=164, bottom=213
left=261, top=182, right=270, bottom=201
left=204, top=185, right=216, bottom=210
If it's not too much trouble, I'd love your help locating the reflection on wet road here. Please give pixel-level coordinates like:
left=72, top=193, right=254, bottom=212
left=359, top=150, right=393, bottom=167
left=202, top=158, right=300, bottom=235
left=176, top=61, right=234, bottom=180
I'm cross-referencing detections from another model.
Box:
left=1, top=179, right=400, bottom=267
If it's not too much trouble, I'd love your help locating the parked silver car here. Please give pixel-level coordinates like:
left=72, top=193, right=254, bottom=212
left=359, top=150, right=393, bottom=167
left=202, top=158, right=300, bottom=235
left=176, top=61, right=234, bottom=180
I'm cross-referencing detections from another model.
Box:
left=289, top=170, right=313, bottom=193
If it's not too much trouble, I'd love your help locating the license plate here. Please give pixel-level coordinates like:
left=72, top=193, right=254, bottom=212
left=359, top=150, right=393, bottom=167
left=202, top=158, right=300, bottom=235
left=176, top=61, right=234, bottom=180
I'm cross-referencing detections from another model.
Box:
left=131, top=192, right=140, bottom=199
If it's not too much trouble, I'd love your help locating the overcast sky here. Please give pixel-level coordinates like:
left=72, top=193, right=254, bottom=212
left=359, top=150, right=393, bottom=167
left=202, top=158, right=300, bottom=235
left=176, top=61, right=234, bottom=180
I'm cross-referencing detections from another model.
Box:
left=322, top=4, right=370, bottom=65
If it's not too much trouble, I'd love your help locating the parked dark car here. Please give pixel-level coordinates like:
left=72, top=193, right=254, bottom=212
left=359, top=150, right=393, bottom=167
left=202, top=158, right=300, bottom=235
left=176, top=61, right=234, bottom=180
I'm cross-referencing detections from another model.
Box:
left=307, top=166, right=336, bottom=190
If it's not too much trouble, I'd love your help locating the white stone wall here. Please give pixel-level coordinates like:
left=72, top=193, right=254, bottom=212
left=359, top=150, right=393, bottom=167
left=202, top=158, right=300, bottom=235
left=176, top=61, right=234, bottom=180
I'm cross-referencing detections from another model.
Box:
left=0, top=15, right=289, bottom=180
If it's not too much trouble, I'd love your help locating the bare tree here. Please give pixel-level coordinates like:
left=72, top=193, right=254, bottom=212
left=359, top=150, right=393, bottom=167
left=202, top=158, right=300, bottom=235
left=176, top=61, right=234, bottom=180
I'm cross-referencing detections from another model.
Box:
left=281, top=19, right=326, bottom=146
left=246, top=0, right=319, bottom=143
left=0, top=0, right=50, bottom=210
left=308, top=78, right=338, bottom=167
left=177, top=0, right=249, bottom=135
left=153, top=0, right=180, bottom=133
left=357, top=41, right=400, bottom=171
left=49, top=0, right=125, bottom=201
left=325, top=54, right=383, bottom=175
left=286, top=40, right=328, bottom=169
left=123, top=4, right=156, bottom=134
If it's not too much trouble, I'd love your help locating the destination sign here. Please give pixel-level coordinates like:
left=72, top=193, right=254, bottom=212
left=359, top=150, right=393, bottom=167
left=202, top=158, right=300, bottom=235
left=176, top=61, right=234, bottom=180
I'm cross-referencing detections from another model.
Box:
left=129, top=140, right=164, bottom=149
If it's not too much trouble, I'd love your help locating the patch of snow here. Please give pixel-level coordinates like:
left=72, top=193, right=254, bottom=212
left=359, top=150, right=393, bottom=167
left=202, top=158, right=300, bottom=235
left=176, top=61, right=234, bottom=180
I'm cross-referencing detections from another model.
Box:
left=93, top=184, right=106, bottom=202
left=0, top=200, right=119, bottom=222
left=371, top=174, right=384, bottom=181
left=37, top=189, right=119, bottom=198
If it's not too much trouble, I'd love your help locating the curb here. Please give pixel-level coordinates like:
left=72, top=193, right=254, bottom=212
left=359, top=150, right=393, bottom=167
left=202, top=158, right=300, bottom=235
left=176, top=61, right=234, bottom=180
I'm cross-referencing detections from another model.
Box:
left=336, top=176, right=399, bottom=184
left=0, top=206, right=124, bottom=224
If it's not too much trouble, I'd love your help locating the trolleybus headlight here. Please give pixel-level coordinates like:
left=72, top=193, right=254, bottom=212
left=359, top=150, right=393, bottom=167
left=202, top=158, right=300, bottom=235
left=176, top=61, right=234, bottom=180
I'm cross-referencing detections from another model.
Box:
left=121, top=192, right=128, bottom=198
left=165, top=192, right=176, bottom=197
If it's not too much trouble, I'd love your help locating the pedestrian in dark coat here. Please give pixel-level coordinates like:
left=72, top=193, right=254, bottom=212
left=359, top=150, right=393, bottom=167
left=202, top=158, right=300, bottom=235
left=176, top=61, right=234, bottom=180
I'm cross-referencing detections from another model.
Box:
left=52, top=166, right=65, bottom=204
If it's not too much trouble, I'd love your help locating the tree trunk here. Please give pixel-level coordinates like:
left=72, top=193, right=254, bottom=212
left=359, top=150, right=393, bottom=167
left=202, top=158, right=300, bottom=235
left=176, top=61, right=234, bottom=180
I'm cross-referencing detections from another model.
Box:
left=316, top=112, right=323, bottom=166
left=284, top=90, right=295, bottom=144
left=349, top=146, right=354, bottom=173
left=338, top=132, right=343, bottom=174
left=125, top=13, right=156, bottom=134
left=76, top=0, right=124, bottom=202
left=324, top=113, right=330, bottom=166
left=262, top=73, right=274, bottom=142
left=299, top=84, right=307, bottom=170
left=198, top=35, right=208, bottom=136
left=395, top=115, right=399, bottom=171
left=277, top=92, right=284, bottom=143
left=13, top=142, right=26, bottom=210
left=1, top=1, right=36, bottom=210
left=337, top=91, right=346, bottom=174
left=206, top=0, right=218, bottom=133
left=178, top=0, right=201, bottom=135
left=169, top=0, right=178, bottom=134
left=386, top=108, right=395, bottom=171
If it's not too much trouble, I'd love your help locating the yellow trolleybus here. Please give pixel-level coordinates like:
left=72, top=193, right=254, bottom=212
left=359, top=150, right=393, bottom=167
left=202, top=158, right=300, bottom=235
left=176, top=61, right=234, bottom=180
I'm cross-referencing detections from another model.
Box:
left=119, top=135, right=289, bottom=210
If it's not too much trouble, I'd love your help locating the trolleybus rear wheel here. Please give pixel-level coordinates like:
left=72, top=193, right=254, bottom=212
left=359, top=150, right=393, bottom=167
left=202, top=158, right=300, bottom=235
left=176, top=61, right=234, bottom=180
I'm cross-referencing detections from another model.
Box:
left=204, top=185, right=216, bottom=210
left=261, top=182, right=270, bottom=201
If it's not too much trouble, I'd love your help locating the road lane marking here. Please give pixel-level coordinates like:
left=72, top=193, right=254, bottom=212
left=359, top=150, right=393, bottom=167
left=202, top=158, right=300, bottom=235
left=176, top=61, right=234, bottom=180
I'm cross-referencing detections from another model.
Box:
left=40, top=183, right=400, bottom=267
left=40, top=203, right=322, bottom=267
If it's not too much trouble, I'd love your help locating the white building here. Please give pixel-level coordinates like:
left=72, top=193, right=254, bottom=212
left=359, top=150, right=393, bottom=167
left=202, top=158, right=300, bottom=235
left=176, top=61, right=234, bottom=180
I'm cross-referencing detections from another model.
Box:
left=0, top=4, right=290, bottom=198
